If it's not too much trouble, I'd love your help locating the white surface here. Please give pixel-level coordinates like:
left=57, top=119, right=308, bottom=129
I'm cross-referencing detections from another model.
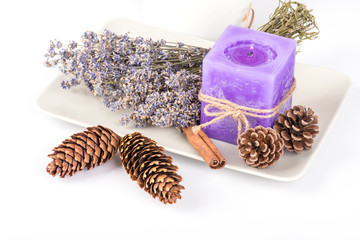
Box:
left=36, top=19, right=351, bottom=181
left=141, top=0, right=251, bottom=40
left=1, top=0, right=360, bottom=239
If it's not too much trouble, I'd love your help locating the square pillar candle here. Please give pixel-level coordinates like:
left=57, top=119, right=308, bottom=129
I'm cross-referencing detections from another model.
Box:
left=201, top=25, right=296, bottom=145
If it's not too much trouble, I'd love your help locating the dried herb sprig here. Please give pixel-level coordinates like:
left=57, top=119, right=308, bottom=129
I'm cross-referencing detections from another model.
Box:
left=258, top=0, right=319, bottom=48
left=45, top=30, right=209, bottom=129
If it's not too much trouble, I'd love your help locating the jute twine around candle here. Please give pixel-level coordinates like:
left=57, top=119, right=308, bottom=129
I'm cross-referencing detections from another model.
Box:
left=192, top=78, right=296, bottom=142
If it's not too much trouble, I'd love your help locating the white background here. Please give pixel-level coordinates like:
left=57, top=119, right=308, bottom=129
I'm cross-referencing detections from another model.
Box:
left=1, top=0, right=359, bottom=239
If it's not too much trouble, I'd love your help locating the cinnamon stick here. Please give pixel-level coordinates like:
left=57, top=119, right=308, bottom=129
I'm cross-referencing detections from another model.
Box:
left=197, top=130, right=226, bottom=167
left=182, top=127, right=226, bottom=169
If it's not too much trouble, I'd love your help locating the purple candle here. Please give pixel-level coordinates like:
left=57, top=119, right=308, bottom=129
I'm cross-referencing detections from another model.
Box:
left=201, top=25, right=296, bottom=145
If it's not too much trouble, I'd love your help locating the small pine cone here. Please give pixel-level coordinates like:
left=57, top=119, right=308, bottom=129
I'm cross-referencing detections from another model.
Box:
left=238, top=126, right=284, bottom=168
left=274, top=105, right=319, bottom=153
left=119, top=132, right=184, bottom=204
left=47, top=125, right=121, bottom=177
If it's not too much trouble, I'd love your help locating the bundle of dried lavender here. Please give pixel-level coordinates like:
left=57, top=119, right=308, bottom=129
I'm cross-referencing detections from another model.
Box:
left=45, top=30, right=209, bottom=128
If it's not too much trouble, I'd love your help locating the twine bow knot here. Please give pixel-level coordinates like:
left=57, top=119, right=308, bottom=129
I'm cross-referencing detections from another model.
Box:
left=192, top=78, right=297, bottom=141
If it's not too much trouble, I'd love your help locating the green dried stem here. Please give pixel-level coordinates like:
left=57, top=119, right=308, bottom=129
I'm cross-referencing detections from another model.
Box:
left=258, top=0, right=319, bottom=49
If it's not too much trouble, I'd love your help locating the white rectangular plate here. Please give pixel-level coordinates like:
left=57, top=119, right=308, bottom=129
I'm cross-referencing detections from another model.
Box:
left=37, top=18, right=351, bottom=181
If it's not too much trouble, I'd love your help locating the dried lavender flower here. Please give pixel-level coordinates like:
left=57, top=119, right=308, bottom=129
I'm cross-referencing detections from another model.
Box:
left=45, top=29, right=209, bottom=129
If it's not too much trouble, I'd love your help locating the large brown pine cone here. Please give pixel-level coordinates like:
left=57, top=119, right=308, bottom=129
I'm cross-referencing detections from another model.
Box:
left=119, top=132, right=184, bottom=204
left=47, top=125, right=121, bottom=177
left=238, top=126, right=284, bottom=168
left=273, top=105, right=319, bottom=153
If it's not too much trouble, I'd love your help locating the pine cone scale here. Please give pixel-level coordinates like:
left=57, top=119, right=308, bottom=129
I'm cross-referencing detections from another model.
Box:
left=75, top=134, right=87, bottom=148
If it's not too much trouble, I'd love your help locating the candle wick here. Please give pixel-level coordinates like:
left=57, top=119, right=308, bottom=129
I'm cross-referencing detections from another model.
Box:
left=248, top=45, right=254, bottom=57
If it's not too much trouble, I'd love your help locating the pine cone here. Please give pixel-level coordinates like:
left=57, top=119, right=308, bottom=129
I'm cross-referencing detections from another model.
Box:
left=47, top=125, right=121, bottom=177
left=119, top=132, right=184, bottom=204
left=238, top=126, right=284, bottom=168
left=274, top=105, right=319, bottom=153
